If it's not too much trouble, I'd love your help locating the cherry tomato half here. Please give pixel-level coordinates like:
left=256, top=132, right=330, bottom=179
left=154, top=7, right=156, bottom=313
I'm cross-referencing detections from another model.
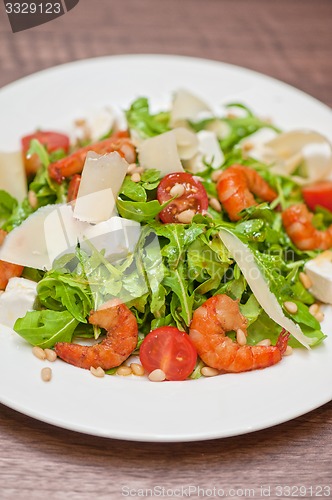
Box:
left=157, top=172, right=209, bottom=223
left=22, top=131, right=70, bottom=176
left=139, top=326, right=197, bottom=381
left=302, top=182, right=332, bottom=212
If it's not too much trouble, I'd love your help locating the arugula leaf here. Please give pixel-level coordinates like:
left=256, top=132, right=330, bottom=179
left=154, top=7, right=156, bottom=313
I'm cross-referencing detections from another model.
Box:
left=142, top=235, right=166, bottom=318
left=126, top=97, right=170, bottom=138
left=190, top=103, right=279, bottom=154
left=284, top=301, right=320, bottom=330
left=220, top=106, right=280, bottom=154
left=151, top=314, right=174, bottom=330
left=14, top=310, right=79, bottom=348
left=28, top=139, right=50, bottom=167
left=28, top=140, right=67, bottom=206
left=164, top=263, right=194, bottom=327
left=2, top=197, right=34, bottom=232
left=247, top=310, right=281, bottom=346
left=149, top=221, right=205, bottom=269
left=0, top=190, right=18, bottom=224
left=120, top=177, right=147, bottom=202
left=140, top=169, right=160, bottom=184
left=29, top=165, right=66, bottom=207
left=37, top=273, right=92, bottom=323
left=187, top=238, right=229, bottom=283
left=116, top=198, right=169, bottom=222
left=239, top=294, right=261, bottom=326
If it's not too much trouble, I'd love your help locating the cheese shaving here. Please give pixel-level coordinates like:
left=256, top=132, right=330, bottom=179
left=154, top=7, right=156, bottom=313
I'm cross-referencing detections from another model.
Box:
left=219, top=228, right=312, bottom=348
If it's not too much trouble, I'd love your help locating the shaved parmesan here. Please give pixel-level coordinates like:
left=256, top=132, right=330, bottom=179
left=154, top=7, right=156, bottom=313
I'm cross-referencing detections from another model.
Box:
left=240, top=128, right=278, bottom=163
left=138, top=131, right=184, bottom=176
left=205, top=119, right=230, bottom=140
left=219, top=229, right=312, bottom=348
left=173, top=127, right=199, bottom=160
left=197, top=131, right=224, bottom=168
left=244, top=130, right=332, bottom=185
left=170, top=89, right=211, bottom=127
left=74, top=151, right=128, bottom=223
left=71, top=106, right=127, bottom=144
left=0, top=204, right=59, bottom=270
left=0, top=203, right=140, bottom=270
left=267, top=130, right=332, bottom=185
left=85, top=108, right=115, bottom=143
left=184, top=130, right=224, bottom=173
left=305, top=251, right=332, bottom=304
left=0, top=151, right=27, bottom=202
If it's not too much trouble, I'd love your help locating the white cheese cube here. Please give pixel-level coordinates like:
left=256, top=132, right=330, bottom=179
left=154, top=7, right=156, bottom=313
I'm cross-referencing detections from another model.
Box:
left=305, top=251, right=332, bottom=304
left=0, top=278, right=37, bottom=328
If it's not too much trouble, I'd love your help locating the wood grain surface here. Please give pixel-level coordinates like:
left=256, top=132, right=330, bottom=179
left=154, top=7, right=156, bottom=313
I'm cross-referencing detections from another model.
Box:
left=0, top=1, right=331, bottom=499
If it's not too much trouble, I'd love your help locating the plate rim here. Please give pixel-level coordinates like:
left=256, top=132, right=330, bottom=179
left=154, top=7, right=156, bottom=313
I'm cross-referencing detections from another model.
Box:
left=0, top=53, right=331, bottom=442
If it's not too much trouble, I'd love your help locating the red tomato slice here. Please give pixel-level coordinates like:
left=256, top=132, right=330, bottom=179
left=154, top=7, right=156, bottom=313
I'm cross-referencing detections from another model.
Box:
left=157, top=172, right=209, bottom=223
left=22, top=131, right=70, bottom=175
left=22, top=131, right=70, bottom=154
left=139, top=326, right=197, bottom=381
left=302, top=182, right=332, bottom=212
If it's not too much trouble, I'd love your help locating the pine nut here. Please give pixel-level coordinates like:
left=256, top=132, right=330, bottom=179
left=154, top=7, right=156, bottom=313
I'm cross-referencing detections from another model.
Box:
left=242, top=141, right=254, bottom=152
left=177, top=209, right=196, bottom=224
left=283, top=301, right=298, bottom=314
left=90, top=366, right=105, bottom=378
left=284, top=346, right=293, bottom=356
left=209, top=197, right=222, bottom=212
left=116, top=365, right=132, bottom=376
left=130, top=363, right=145, bottom=376
left=131, top=173, right=141, bottom=183
left=299, top=272, right=312, bottom=289
left=211, top=170, right=223, bottom=182
left=170, top=183, right=185, bottom=198
left=309, top=303, right=319, bottom=316
left=148, top=369, right=166, bottom=382
left=44, top=349, right=57, bottom=362
left=127, top=163, right=137, bottom=174
left=28, top=190, right=38, bottom=209
left=256, top=339, right=271, bottom=347
left=32, top=346, right=46, bottom=360
left=315, top=311, right=325, bottom=323
left=41, top=367, right=52, bottom=382
left=201, top=366, right=219, bottom=377
left=75, top=118, right=87, bottom=127
left=236, top=328, right=247, bottom=346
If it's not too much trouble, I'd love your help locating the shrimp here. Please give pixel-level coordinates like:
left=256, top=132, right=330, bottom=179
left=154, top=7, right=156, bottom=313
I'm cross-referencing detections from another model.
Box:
left=55, top=299, right=138, bottom=370
left=0, top=229, right=24, bottom=290
left=189, top=295, right=289, bottom=373
left=282, top=203, right=332, bottom=250
left=216, top=164, right=277, bottom=221
left=48, top=131, right=136, bottom=183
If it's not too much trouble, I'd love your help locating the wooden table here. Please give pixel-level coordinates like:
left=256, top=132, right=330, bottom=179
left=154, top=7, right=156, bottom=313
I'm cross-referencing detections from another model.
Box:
left=1, top=1, right=331, bottom=498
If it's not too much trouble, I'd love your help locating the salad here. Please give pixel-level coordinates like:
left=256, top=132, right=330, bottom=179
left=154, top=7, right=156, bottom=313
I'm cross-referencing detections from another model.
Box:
left=0, top=89, right=331, bottom=382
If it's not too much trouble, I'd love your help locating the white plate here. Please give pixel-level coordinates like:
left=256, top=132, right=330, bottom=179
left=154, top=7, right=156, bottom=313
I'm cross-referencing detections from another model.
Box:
left=0, top=55, right=332, bottom=442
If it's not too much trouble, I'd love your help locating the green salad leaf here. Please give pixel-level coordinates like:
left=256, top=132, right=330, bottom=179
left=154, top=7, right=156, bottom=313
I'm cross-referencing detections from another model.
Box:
left=126, top=97, right=170, bottom=138
left=11, top=96, right=326, bottom=356
left=116, top=198, right=169, bottom=222
left=0, top=190, right=18, bottom=221
left=14, top=310, right=79, bottom=349
left=2, top=197, right=34, bottom=232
